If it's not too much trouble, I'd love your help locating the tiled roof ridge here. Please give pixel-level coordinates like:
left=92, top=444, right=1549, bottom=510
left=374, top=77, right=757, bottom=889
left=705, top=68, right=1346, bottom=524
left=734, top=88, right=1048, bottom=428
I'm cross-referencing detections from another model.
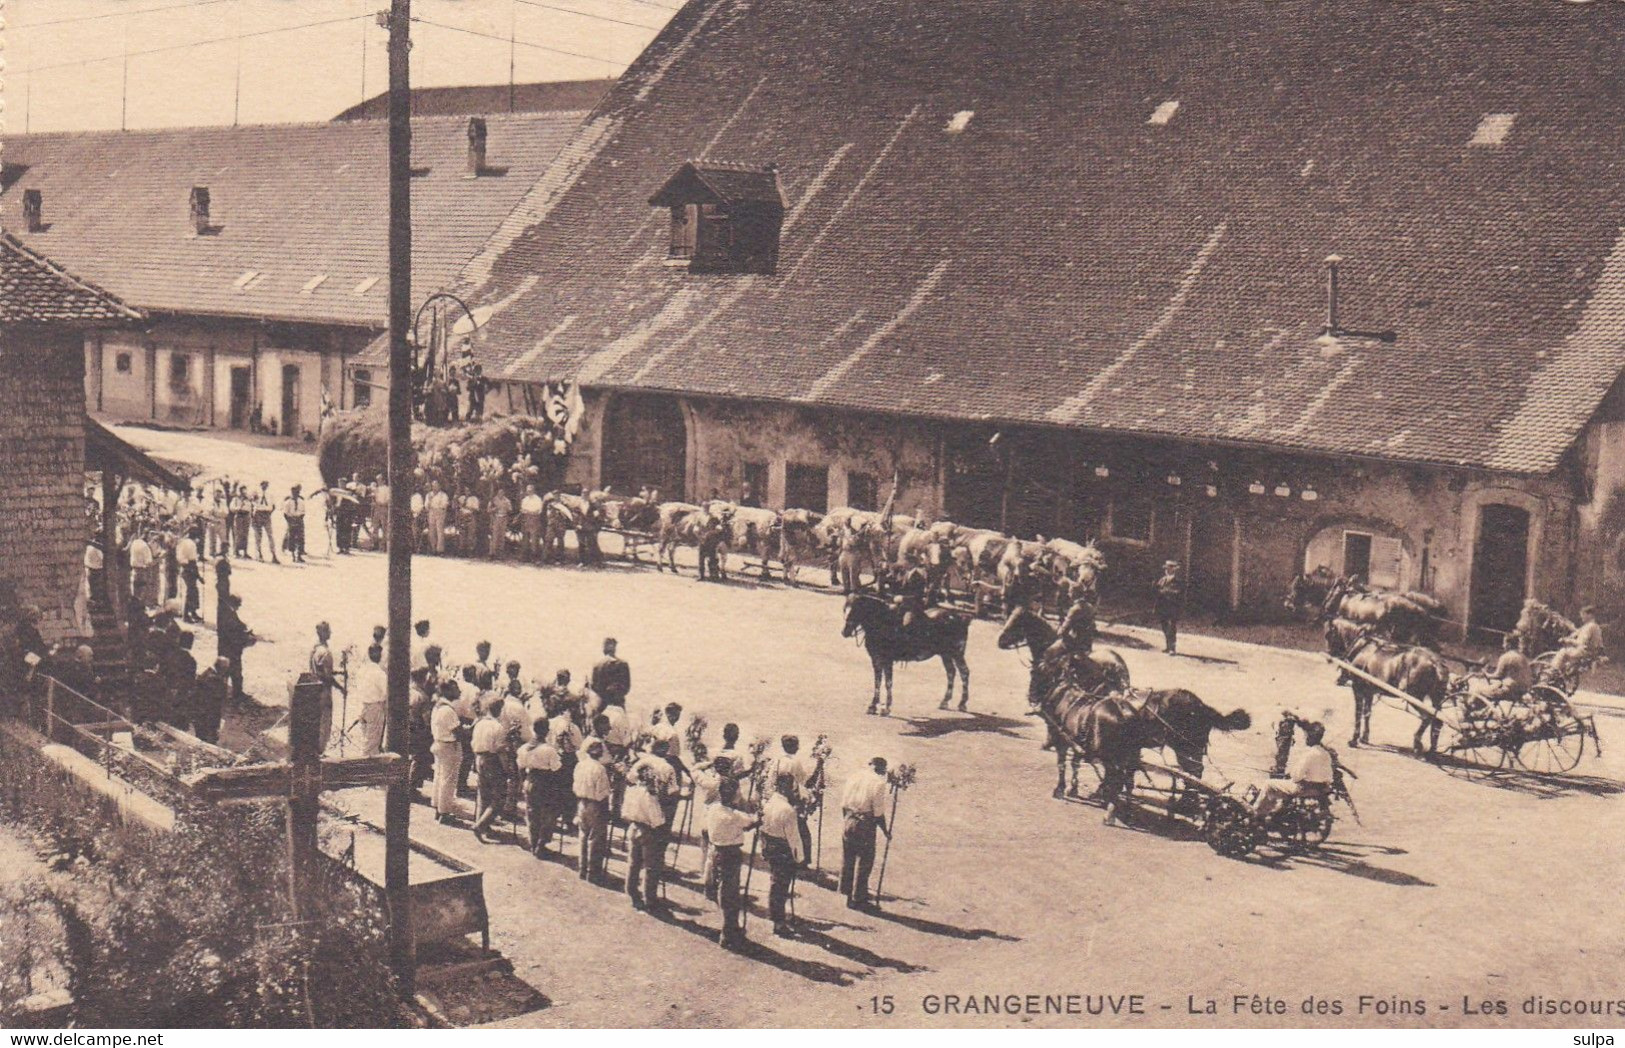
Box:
left=0, top=231, right=143, bottom=320
left=2, top=111, right=591, bottom=144
left=687, top=158, right=777, bottom=172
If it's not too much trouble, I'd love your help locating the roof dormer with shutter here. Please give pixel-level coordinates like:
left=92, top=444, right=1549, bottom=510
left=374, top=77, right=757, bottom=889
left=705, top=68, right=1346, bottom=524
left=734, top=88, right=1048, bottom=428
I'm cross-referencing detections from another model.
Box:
left=649, top=160, right=785, bottom=275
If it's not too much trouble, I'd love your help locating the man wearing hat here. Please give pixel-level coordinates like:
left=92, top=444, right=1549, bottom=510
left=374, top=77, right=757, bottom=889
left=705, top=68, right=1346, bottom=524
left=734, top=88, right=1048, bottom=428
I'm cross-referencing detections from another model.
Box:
left=573, top=739, right=614, bottom=884
left=1154, top=560, right=1185, bottom=656
left=282, top=485, right=307, bottom=563
left=216, top=593, right=252, bottom=702
left=310, top=621, right=342, bottom=752
left=839, top=756, right=892, bottom=910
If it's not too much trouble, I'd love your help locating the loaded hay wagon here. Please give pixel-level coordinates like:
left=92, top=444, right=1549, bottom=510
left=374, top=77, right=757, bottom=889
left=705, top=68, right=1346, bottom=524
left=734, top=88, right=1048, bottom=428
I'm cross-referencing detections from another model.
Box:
left=1329, top=654, right=1602, bottom=776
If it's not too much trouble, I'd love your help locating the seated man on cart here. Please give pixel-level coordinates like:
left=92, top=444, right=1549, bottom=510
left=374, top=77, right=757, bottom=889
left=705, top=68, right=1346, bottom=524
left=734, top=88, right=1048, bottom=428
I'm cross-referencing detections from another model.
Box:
left=1465, top=632, right=1533, bottom=719
left=1545, top=605, right=1606, bottom=684
left=1252, top=720, right=1334, bottom=822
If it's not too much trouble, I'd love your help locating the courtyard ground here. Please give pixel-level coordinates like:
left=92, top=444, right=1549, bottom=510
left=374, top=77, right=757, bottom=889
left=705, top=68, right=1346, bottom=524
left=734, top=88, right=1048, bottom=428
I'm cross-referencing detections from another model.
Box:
left=109, top=424, right=1625, bottom=1029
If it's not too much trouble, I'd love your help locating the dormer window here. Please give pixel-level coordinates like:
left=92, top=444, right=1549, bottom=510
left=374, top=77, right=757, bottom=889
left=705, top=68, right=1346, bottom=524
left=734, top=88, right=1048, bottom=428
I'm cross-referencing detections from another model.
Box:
left=650, top=161, right=785, bottom=275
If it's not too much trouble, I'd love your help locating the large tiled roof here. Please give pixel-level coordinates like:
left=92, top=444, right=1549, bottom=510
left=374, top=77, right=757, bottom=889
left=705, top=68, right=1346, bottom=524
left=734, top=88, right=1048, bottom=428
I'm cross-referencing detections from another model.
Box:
left=332, top=80, right=614, bottom=121
left=0, top=112, right=586, bottom=328
left=0, top=232, right=142, bottom=327
left=432, top=0, right=1625, bottom=475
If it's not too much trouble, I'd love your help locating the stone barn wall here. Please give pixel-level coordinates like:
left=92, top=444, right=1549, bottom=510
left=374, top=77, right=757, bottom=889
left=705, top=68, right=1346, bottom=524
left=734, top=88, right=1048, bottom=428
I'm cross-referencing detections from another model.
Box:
left=0, top=332, right=89, bottom=640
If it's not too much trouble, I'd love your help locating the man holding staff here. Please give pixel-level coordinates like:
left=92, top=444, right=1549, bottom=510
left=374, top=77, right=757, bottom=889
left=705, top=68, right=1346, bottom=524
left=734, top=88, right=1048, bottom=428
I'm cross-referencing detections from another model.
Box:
left=839, top=756, right=892, bottom=910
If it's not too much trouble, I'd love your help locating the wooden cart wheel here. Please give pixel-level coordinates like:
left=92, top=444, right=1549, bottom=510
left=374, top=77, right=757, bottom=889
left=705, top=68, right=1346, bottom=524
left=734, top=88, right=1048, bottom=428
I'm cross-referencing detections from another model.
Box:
left=1203, top=797, right=1257, bottom=858
left=1512, top=685, right=1586, bottom=775
left=1294, top=796, right=1334, bottom=849
left=1434, top=696, right=1507, bottom=778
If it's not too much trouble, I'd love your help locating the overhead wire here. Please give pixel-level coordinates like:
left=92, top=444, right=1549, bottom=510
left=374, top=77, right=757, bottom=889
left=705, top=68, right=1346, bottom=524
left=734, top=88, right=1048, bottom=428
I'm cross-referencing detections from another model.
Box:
left=512, top=0, right=667, bottom=31
left=409, top=15, right=635, bottom=69
left=25, top=13, right=374, bottom=75
left=10, top=0, right=235, bottom=31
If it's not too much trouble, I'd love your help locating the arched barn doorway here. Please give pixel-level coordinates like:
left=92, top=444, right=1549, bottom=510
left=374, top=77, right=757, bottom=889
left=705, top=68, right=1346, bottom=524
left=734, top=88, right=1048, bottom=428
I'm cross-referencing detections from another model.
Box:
left=1470, top=503, right=1530, bottom=637
left=601, top=394, right=687, bottom=501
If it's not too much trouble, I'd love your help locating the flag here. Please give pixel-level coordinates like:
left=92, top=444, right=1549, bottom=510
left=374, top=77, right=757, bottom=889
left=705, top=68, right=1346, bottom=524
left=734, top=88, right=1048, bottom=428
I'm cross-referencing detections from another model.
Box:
left=562, top=381, right=585, bottom=442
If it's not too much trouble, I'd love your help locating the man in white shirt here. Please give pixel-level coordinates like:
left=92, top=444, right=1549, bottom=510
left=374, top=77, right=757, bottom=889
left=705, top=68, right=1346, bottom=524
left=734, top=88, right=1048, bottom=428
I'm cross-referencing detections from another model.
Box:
left=410, top=619, right=432, bottom=674
left=770, top=735, right=815, bottom=865
left=1549, top=605, right=1606, bottom=681
left=706, top=776, right=758, bottom=949
left=470, top=699, right=513, bottom=843
left=430, top=688, right=463, bottom=824
left=573, top=739, right=613, bottom=883
left=353, top=644, right=389, bottom=756
left=425, top=481, right=450, bottom=555
left=518, top=718, right=565, bottom=857
left=519, top=484, right=545, bottom=560
left=459, top=491, right=483, bottom=557
left=1253, top=721, right=1335, bottom=821
left=624, top=740, right=679, bottom=914
left=839, top=757, right=893, bottom=910
left=174, top=528, right=203, bottom=623
left=371, top=475, right=391, bottom=551
left=127, top=532, right=155, bottom=606
left=281, top=485, right=306, bottom=562
left=760, top=772, right=804, bottom=938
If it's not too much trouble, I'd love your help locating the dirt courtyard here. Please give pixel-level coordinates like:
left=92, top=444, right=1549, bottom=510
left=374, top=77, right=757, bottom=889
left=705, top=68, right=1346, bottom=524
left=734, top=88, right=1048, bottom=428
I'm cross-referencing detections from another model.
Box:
left=115, top=425, right=1625, bottom=1029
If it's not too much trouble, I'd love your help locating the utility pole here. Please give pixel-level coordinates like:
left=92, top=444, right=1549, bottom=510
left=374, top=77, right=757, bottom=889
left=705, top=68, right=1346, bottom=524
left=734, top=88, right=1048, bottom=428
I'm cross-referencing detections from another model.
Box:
left=383, top=0, right=416, bottom=1001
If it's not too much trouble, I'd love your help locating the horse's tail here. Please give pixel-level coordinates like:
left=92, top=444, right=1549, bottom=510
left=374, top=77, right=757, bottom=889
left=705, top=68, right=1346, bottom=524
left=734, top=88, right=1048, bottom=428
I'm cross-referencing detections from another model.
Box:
left=1208, top=704, right=1251, bottom=733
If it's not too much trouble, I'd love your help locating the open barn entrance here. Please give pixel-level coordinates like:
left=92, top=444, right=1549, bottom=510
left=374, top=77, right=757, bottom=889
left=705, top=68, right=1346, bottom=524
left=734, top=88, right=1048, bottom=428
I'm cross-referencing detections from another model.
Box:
left=601, top=394, right=687, bottom=501
left=1470, top=503, right=1530, bottom=638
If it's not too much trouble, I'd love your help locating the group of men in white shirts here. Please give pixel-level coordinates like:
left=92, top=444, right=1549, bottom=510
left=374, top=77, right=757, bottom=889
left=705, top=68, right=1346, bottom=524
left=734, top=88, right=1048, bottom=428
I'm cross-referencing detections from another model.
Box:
left=349, top=626, right=899, bottom=949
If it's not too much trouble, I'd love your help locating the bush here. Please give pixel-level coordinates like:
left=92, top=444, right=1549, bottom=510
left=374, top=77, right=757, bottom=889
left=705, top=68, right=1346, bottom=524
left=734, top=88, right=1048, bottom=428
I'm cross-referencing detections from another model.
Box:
left=0, top=732, right=405, bottom=1027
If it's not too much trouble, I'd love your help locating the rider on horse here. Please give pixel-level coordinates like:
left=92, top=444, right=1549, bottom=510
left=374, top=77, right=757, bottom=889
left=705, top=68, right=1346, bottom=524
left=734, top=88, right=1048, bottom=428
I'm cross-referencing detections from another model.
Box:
left=890, top=562, right=932, bottom=641
left=1033, top=593, right=1102, bottom=708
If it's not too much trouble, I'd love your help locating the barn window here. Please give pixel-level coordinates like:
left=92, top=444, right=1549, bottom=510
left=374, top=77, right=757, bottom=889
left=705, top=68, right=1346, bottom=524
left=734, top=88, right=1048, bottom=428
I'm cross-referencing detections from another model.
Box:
left=353, top=369, right=373, bottom=408
left=649, top=161, right=784, bottom=275
left=847, top=471, right=878, bottom=511
left=786, top=463, right=829, bottom=513
left=115, top=352, right=133, bottom=374
left=168, top=353, right=192, bottom=394
left=1106, top=497, right=1152, bottom=545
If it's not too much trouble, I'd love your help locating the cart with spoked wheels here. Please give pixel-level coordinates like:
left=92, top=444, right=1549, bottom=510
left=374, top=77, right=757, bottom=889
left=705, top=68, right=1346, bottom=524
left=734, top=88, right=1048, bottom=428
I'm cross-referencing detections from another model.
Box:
left=1332, top=656, right=1602, bottom=777
left=1146, top=761, right=1350, bottom=860
left=1435, top=679, right=1602, bottom=776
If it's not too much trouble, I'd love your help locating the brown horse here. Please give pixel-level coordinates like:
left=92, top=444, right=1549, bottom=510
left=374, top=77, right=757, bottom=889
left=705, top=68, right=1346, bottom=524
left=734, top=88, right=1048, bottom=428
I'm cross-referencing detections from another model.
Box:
left=1040, top=680, right=1251, bottom=823
left=1325, top=616, right=1451, bottom=752
left=996, top=606, right=1247, bottom=819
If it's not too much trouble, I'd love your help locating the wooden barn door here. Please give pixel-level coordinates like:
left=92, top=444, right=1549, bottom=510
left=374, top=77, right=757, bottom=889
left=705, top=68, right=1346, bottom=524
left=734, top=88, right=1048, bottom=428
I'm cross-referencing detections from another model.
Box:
left=601, top=394, right=687, bottom=501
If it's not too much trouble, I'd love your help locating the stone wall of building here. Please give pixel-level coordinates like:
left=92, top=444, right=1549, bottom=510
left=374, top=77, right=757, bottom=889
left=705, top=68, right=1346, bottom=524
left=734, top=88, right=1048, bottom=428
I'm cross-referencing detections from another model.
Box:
left=0, top=333, right=89, bottom=640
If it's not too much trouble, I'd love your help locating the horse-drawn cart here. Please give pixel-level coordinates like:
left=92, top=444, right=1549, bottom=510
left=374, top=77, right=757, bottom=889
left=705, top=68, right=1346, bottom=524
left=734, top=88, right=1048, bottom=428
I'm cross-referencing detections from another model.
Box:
left=1330, top=655, right=1602, bottom=775
left=1134, top=760, right=1352, bottom=859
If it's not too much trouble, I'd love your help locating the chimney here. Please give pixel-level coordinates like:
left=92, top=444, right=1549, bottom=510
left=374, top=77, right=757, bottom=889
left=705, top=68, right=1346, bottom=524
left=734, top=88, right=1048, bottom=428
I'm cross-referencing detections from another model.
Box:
left=190, top=186, right=211, bottom=235
left=467, top=117, right=488, bottom=176
left=1322, top=253, right=1342, bottom=335
left=22, top=189, right=43, bottom=233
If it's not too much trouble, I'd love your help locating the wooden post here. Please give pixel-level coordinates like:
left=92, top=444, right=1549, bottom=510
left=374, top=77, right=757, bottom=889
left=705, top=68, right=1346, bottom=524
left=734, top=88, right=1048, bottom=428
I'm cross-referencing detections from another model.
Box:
left=45, top=679, right=60, bottom=745
left=384, top=0, right=418, bottom=999
left=286, top=677, right=324, bottom=918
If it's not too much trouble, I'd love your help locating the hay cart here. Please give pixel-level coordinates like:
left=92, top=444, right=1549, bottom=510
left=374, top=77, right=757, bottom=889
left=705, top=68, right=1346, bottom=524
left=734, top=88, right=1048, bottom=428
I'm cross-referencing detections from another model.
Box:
left=1330, top=656, right=1602, bottom=776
